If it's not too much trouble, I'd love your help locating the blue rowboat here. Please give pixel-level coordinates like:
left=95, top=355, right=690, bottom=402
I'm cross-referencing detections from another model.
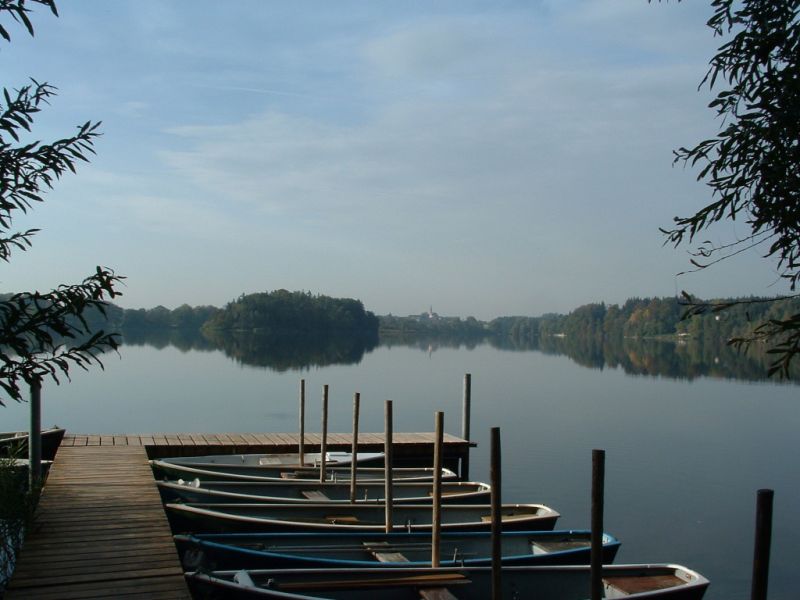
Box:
left=174, top=529, right=620, bottom=570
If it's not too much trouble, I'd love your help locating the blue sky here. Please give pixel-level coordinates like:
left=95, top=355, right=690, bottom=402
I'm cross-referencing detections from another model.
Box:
left=1, top=1, right=788, bottom=319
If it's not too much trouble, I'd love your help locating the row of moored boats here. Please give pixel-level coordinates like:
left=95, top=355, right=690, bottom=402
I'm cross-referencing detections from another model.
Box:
left=152, top=450, right=710, bottom=599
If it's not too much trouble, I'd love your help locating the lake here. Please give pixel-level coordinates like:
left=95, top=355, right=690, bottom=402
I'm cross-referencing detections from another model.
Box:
left=3, top=337, right=798, bottom=600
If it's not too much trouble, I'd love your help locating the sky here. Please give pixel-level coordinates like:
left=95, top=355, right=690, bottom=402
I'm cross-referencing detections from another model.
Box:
left=0, top=1, right=790, bottom=320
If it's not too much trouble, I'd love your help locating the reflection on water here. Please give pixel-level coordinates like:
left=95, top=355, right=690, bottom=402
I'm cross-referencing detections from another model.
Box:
left=119, top=328, right=797, bottom=383
left=11, top=329, right=795, bottom=600
left=122, top=328, right=379, bottom=371
left=202, top=329, right=378, bottom=371
left=491, top=335, right=798, bottom=383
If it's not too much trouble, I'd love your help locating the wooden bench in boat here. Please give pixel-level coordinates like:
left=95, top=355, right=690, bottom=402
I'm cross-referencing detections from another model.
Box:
left=301, top=490, right=331, bottom=501
left=324, top=514, right=361, bottom=524
left=364, top=541, right=411, bottom=564
left=363, top=542, right=460, bottom=600
left=480, top=513, right=532, bottom=522
left=531, top=540, right=589, bottom=553
left=604, top=573, right=685, bottom=594
left=277, top=572, right=469, bottom=591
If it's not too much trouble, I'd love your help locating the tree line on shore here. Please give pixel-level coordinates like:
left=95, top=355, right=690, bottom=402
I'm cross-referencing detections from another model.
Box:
left=488, top=295, right=800, bottom=346
left=14, top=289, right=790, bottom=379
left=78, top=291, right=800, bottom=352
left=90, top=289, right=379, bottom=340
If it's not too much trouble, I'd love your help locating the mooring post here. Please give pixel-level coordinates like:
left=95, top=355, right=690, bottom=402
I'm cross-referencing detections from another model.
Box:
left=350, top=392, right=360, bottom=503
left=591, top=448, right=606, bottom=600
left=431, top=411, right=444, bottom=567
left=298, top=379, right=305, bottom=465
left=461, top=373, right=472, bottom=481
left=490, top=426, right=502, bottom=600
left=384, top=399, right=394, bottom=533
left=751, top=488, right=774, bottom=600
left=319, top=384, right=329, bottom=483
left=29, top=379, right=42, bottom=489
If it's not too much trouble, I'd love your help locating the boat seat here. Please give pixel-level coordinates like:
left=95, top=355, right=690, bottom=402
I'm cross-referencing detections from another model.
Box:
left=324, top=515, right=360, bottom=524
left=362, top=541, right=410, bottom=564
left=480, top=514, right=531, bottom=523
left=301, top=490, right=330, bottom=501
left=278, top=573, right=468, bottom=592
left=604, top=573, right=685, bottom=594
left=360, top=542, right=463, bottom=599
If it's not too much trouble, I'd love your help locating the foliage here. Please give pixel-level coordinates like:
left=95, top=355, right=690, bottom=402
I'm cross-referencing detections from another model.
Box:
left=659, top=0, right=800, bottom=375
left=379, top=313, right=486, bottom=344
left=0, top=453, right=40, bottom=594
left=0, top=0, right=124, bottom=405
left=119, top=303, right=219, bottom=333
left=203, top=290, right=379, bottom=338
left=490, top=294, right=800, bottom=375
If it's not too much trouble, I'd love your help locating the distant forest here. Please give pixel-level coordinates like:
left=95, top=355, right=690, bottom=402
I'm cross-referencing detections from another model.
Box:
left=14, top=290, right=796, bottom=349
left=93, top=290, right=379, bottom=341
left=487, top=295, right=800, bottom=345
left=5, top=290, right=794, bottom=378
left=383, top=296, right=800, bottom=347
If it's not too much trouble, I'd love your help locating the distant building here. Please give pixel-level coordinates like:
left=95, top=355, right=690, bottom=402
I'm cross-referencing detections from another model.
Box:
left=408, top=306, right=440, bottom=321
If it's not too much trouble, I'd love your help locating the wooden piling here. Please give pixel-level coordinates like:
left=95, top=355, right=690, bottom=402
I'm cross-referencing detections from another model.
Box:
left=350, top=392, right=360, bottom=503
left=384, top=399, right=394, bottom=533
left=431, top=411, right=444, bottom=567
left=591, top=449, right=605, bottom=600
left=298, top=379, right=305, bottom=465
left=29, top=379, right=42, bottom=488
left=490, top=426, right=501, bottom=600
left=319, top=384, right=329, bottom=483
left=461, top=373, right=471, bottom=480
left=751, top=488, right=774, bottom=600
left=462, top=374, right=471, bottom=441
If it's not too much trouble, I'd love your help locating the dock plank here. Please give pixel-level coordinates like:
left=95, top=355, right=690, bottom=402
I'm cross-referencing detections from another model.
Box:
left=61, top=432, right=472, bottom=455
left=5, top=445, right=190, bottom=599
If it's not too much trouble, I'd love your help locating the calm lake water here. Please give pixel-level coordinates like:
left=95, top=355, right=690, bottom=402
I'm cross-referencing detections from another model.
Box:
left=4, top=339, right=798, bottom=600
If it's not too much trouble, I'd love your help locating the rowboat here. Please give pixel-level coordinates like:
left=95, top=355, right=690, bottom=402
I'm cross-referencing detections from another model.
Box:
left=151, top=460, right=457, bottom=483
left=0, top=427, right=65, bottom=460
left=166, top=502, right=559, bottom=534
left=174, top=529, right=620, bottom=570
left=185, top=564, right=710, bottom=599
left=158, top=478, right=491, bottom=505
left=159, top=451, right=383, bottom=475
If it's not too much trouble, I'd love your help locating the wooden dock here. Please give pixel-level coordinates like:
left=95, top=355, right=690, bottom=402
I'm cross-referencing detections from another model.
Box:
left=4, top=445, right=190, bottom=599
left=59, top=431, right=473, bottom=457
left=5, top=431, right=472, bottom=599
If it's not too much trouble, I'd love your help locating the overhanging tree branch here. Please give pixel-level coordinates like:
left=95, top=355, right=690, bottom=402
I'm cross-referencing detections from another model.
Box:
left=660, top=0, right=800, bottom=377
left=0, top=0, right=123, bottom=404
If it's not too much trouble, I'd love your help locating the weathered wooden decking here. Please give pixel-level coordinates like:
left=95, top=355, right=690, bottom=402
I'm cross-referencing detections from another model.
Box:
left=5, top=445, right=190, bottom=599
left=61, top=431, right=474, bottom=460
left=6, top=431, right=472, bottom=599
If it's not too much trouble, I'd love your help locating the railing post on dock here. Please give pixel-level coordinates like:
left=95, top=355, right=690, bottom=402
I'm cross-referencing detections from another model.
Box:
left=490, top=426, right=501, bottom=600
left=431, top=411, right=444, bottom=567
left=29, top=379, right=42, bottom=488
left=751, top=488, right=774, bottom=600
left=591, top=449, right=606, bottom=600
left=319, top=384, right=329, bottom=483
left=461, top=374, right=472, bottom=480
left=350, top=392, right=360, bottom=503
left=298, top=379, right=305, bottom=465
left=384, top=399, right=394, bottom=533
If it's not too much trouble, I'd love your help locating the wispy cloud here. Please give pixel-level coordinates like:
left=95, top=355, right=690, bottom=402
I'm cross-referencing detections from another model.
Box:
left=8, top=1, right=779, bottom=315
